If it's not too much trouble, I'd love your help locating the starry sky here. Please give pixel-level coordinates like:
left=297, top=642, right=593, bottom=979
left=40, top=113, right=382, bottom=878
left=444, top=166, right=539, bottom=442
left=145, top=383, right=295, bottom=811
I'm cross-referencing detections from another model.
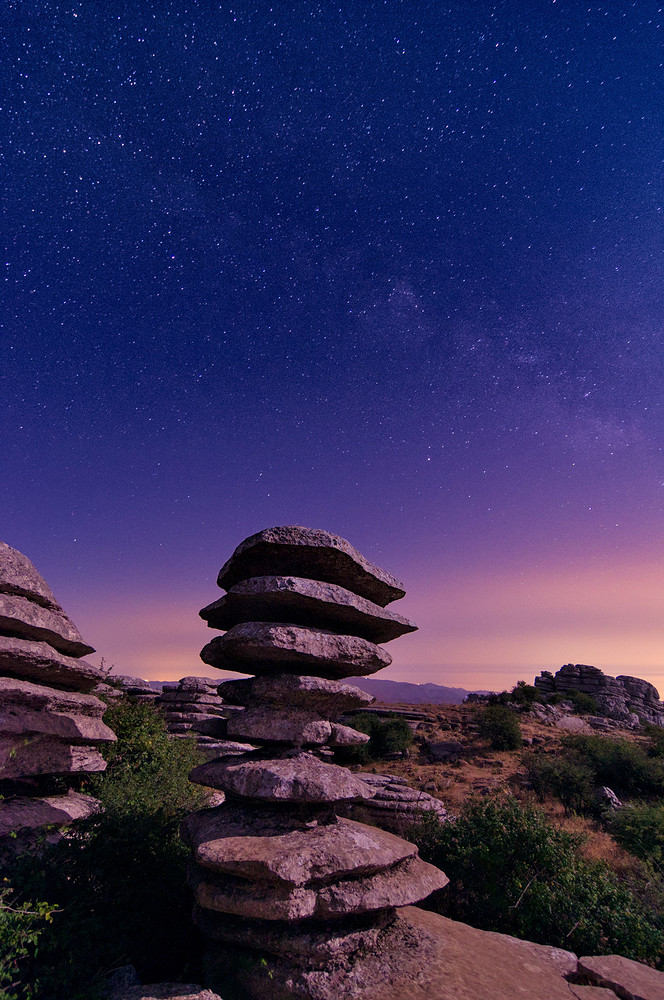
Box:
left=3, top=2, right=664, bottom=693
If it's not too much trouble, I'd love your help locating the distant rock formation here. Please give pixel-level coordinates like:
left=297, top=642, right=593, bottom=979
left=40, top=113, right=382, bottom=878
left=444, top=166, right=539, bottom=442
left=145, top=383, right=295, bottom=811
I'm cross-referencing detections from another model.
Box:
left=156, top=675, right=250, bottom=757
left=534, top=663, right=664, bottom=726
left=0, top=541, right=115, bottom=852
left=182, top=525, right=448, bottom=999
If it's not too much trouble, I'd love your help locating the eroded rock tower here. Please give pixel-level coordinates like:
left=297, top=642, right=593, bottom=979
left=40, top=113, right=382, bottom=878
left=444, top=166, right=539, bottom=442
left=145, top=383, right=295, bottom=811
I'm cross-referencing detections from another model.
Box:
left=182, top=526, right=447, bottom=999
left=0, top=541, right=115, bottom=853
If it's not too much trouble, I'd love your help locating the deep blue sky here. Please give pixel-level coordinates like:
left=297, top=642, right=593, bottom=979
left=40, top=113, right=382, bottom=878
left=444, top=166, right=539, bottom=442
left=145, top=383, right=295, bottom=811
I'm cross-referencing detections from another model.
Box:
left=3, top=2, right=663, bottom=688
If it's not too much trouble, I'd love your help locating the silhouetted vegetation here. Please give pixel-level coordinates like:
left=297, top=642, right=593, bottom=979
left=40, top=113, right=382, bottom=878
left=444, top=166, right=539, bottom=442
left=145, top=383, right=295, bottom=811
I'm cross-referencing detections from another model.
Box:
left=3, top=701, right=206, bottom=999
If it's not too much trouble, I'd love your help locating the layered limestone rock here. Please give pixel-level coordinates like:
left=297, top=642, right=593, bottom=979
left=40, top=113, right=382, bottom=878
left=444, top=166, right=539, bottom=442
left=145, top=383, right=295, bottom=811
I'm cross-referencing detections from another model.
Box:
left=156, top=676, right=248, bottom=755
left=535, top=663, right=664, bottom=726
left=184, top=526, right=448, bottom=999
left=0, top=542, right=114, bottom=849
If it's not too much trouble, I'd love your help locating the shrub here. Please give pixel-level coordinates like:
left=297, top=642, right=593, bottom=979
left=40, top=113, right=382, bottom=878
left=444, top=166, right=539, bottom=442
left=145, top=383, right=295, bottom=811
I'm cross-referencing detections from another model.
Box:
left=4, top=701, right=207, bottom=999
left=335, top=712, right=413, bottom=764
left=0, top=881, right=56, bottom=1000
left=561, top=735, right=664, bottom=798
left=546, top=689, right=599, bottom=714
left=611, top=804, right=664, bottom=872
left=644, top=724, right=664, bottom=759
left=412, top=796, right=664, bottom=962
left=510, top=681, right=543, bottom=708
left=522, top=751, right=595, bottom=814
left=478, top=705, right=522, bottom=750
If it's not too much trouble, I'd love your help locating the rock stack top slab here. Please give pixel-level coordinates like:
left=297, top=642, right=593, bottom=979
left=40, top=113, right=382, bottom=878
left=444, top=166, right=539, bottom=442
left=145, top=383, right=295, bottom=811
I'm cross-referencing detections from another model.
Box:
left=0, top=541, right=60, bottom=609
left=216, top=526, right=406, bottom=607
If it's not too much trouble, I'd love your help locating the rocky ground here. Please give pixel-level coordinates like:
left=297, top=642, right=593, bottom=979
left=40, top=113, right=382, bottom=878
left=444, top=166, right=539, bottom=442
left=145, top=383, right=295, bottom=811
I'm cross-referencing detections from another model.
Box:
left=351, top=700, right=651, bottom=865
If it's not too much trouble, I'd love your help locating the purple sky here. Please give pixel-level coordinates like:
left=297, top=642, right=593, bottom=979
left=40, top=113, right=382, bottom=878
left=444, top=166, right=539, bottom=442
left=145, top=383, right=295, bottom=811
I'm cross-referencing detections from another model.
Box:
left=3, top=2, right=664, bottom=693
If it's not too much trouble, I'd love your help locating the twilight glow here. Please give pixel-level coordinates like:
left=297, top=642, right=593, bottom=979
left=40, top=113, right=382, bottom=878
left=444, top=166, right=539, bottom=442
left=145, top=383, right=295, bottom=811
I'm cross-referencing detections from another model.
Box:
left=3, top=4, right=663, bottom=695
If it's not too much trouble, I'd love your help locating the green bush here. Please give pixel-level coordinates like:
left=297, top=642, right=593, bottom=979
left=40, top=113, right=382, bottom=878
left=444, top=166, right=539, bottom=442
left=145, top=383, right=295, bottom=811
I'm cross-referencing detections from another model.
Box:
left=478, top=705, right=522, bottom=750
left=546, top=689, right=599, bottom=714
left=522, top=751, right=595, bottom=814
left=510, top=681, right=543, bottom=708
left=4, top=701, right=207, bottom=999
left=644, top=725, right=664, bottom=759
left=335, top=712, right=413, bottom=764
left=412, top=796, right=664, bottom=962
left=611, top=804, right=664, bottom=871
left=0, top=881, right=56, bottom=1000
left=561, top=735, right=664, bottom=798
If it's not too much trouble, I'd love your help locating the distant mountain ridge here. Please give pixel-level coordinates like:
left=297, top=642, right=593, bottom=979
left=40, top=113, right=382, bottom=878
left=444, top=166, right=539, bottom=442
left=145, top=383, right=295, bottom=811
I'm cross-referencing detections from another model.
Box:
left=346, top=677, right=470, bottom=705
left=146, top=676, right=471, bottom=704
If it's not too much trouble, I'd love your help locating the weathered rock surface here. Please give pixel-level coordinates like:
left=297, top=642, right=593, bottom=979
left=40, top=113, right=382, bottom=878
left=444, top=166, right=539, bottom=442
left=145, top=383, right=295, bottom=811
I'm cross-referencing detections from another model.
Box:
left=0, top=735, right=107, bottom=778
left=226, top=706, right=332, bottom=745
left=112, top=987, right=224, bottom=1000
left=201, top=576, right=416, bottom=642
left=191, top=855, right=447, bottom=921
left=0, top=635, right=102, bottom=692
left=188, top=813, right=417, bottom=886
left=0, top=705, right=116, bottom=743
left=216, top=526, right=406, bottom=606
left=0, top=541, right=60, bottom=608
left=0, top=675, right=109, bottom=717
left=189, top=752, right=376, bottom=803
left=0, top=592, right=95, bottom=657
left=578, top=953, right=664, bottom=999
left=201, top=623, right=391, bottom=679
left=218, top=673, right=374, bottom=714
left=535, top=664, right=664, bottom=727
left=337, top=773, right=449, bottom=833
left=0, top=789, right=101, bottom=835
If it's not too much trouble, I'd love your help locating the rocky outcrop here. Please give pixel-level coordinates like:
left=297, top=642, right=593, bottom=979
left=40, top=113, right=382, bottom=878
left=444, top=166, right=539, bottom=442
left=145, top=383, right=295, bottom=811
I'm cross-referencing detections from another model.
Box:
left=0, top=542, right=114, bottom=850
left=336, top=773, right=450, bottom=834
left=535, top=664, right=664, bottom=726
left=155, top=676, right=247, bottom=755
left=183, top=525, right=448, bottom=999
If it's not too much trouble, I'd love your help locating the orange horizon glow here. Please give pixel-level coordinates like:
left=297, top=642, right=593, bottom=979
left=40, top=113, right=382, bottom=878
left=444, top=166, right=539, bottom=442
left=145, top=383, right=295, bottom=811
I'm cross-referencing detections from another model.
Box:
left=69, top=552, right=664, bottom=698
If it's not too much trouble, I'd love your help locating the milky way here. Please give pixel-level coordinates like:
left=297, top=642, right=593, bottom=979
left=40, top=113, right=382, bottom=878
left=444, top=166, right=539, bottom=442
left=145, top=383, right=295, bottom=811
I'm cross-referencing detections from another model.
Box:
left=3, top=3, right=663, bottom=689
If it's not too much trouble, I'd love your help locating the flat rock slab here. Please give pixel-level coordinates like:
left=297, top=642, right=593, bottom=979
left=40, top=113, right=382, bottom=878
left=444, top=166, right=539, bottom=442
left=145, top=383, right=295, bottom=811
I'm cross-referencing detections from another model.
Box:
left=0, top=635, right=102, bottom=692
left=0, top=593, right=94, bottom=657
left=216, top=526, right=406, bottom=607
left=569, top=988, right=620, bottom=999
left=0, top=735, right=107, bottom=779
left=201, top=576, right=417, bottom=643
left=1, top=705, right=116, bottom=744
left=189, top=813, right=418, bottom=886
left=578, top=954, right=664, bottom=999
left=0, top=541, right=60, bottom=609
left=0, top=789, right=101, bottom=835
left=191, top=855, right=446, bottom=921
left=201, top=623, right=391, bottom=679
left=189, top=752, right=375, bottom=803
left=0, top=676, right=109, bottom=717
left=226, top=706, right=332, bottom=745
left=218, top=674, right=374, bottom=714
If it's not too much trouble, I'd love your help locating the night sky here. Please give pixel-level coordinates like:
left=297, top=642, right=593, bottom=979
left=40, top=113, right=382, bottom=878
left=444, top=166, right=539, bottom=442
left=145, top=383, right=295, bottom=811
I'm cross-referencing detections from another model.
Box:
left=3, top=2, right=664, bottom=692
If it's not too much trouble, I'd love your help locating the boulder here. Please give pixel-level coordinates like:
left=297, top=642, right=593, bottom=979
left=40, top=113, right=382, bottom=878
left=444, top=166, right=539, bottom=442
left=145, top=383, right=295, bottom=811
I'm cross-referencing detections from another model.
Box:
left=216, top=526, right=406, bottom=606
left=218, top=674, right=374, bottom=714
left=0, top=705, right=116, bottom=744
left=201, top=623, right=391, bottom=679
left=0, top=635, right=102, bottom=692
left=0, top=593, right=94, bottom=657
left=201, top=576, right=416, bottom=643
left=578, top=953, right=664, bottom=999
left=189, top=752, right=376, bottom=803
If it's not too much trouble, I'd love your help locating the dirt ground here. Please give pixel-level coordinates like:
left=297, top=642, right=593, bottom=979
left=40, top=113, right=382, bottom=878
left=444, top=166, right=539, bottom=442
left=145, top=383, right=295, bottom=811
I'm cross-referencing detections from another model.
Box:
left=352, top=701, right=649, bottom=868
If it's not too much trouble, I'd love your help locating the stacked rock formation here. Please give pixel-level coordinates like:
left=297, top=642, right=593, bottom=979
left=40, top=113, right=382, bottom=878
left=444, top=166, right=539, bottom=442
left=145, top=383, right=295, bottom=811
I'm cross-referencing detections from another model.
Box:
left=157, top=676, right=251, bottom=756
left=112, top=675, right=160, bottom=704
left=535, top=663, right=664, bottom=726
left=0, top=541, right=115, bottom=849
left=182, top=526, right=448, bottom=999
left=336, top=772, right=449, bottom=835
